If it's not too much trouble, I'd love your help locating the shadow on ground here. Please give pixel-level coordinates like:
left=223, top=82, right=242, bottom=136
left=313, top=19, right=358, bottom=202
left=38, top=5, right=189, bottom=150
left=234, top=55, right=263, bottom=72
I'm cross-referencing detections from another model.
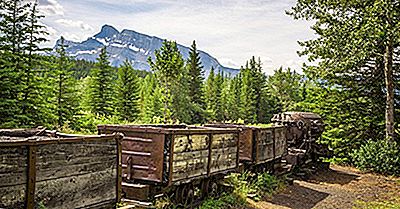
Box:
left=265, top=182, right=329, bottom=209
left=306, top=167, right=360, bottom=185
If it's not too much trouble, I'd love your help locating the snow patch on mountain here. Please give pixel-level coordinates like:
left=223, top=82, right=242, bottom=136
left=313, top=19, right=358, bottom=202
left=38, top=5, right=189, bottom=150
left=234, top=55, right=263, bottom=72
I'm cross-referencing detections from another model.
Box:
left=54, top=24, right=240, bottom=77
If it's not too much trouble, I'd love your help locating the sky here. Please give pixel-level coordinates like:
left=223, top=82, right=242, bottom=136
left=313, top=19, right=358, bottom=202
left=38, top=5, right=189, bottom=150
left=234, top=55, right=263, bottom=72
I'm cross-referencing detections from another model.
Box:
left=38, top=0, right=315, bottom=74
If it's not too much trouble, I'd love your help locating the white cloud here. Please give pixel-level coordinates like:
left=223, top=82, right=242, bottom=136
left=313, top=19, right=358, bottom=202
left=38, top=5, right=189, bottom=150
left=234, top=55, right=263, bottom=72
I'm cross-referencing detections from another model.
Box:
left=38, top=0, right=315, bottom=72
left=37, top=0, right=64, bottom=16
left=61, top=33, right=81, bottom=42
left=55, top=19, right=93, bottom=31
left=219, top=58, right=240, bottom=69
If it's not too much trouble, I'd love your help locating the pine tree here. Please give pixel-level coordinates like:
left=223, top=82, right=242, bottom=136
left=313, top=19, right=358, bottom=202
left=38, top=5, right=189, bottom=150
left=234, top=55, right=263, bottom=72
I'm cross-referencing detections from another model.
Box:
left=53, top=37, right=79, bottom=128
left=148, top=40, right=185, bottom=123
left=227, top=75, right=242, bottom=122
left=267, top=67, right=303, bottom=112
left=204, top=67, right=217, bottom=121
left=289, top=0, right=400, bottom=141
left=138, top=74, right=163, bottom=123
left=187, top=40, right=205, bottom=124
left=116, top=60, right=139, bottom=121
left=0, top=0, right=31, bottom=127
left=88, top=47, right=115, bottom=116
left=21, top=0, right=50, bottom=126
left=239, top=64, right=257, bottom=124
left=220, top=76, right=231, bottom=121
left=214, top=71, right=224, bottom=121
left=172, top=65, right=191, bottom=123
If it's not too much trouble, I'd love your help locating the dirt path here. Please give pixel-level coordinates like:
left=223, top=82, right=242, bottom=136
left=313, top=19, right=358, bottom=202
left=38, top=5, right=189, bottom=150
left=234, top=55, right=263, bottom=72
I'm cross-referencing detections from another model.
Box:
left=248, top=165, right=400, bottom=209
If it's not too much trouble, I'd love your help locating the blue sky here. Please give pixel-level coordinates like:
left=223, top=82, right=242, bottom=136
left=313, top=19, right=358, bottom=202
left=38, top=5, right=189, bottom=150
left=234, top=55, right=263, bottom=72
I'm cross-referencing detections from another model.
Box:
left=38, top=0, right=315, bottom=74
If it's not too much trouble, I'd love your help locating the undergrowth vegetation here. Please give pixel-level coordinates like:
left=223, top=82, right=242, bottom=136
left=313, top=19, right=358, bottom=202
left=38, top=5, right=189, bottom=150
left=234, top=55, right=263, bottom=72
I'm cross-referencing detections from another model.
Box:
left=352, top=139, right=400, bottom=176
left=198, top=171, right=285, bottom=209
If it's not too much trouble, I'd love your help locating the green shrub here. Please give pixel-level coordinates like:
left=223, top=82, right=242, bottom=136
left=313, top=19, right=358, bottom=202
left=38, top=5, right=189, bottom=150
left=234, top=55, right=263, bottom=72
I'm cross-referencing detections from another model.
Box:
left=199, top=193, right=247, bottom=209
left=352, top=139, right=400, bottom=176
left=254, top=172, right=282, bottom=195
left=67, top=111, right=127, bottom=134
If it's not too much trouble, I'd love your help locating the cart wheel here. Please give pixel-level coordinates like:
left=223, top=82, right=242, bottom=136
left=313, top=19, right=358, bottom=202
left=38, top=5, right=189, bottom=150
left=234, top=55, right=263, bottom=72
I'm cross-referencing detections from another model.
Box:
left=201, top=179, right=210, bottom=199
left=183, top=184, right=194, bottom=208
left=209, top=181, right=219, bottom=197
left=174, top=185, right=184, bottom=205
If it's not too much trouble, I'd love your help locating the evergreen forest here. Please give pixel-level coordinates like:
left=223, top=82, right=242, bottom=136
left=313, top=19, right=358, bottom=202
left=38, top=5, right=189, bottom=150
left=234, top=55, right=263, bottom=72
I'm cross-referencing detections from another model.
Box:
left=1, top=0, right=399, bottom=175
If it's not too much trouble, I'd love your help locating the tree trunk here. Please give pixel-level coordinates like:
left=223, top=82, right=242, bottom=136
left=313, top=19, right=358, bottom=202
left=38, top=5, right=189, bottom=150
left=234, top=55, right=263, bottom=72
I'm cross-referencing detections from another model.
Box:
left=384, top=39, right=395, bottom=142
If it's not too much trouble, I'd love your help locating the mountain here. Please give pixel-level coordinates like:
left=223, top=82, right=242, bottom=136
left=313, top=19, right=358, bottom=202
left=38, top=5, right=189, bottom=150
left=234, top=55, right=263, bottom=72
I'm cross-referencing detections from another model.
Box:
left=54, top=24, right=239, bottom=77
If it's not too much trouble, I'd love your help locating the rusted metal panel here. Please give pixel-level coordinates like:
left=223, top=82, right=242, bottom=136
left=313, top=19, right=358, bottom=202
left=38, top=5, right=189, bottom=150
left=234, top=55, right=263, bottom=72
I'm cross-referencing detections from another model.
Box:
left=122, top=182, right=150, bottom=201
left=239, top=128, right=253, bottom=162
left=98, top=126, right=166, bottom=183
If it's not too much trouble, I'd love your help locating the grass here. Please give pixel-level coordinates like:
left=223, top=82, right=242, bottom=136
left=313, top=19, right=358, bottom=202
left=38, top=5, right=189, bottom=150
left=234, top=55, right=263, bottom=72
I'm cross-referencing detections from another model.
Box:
left=354, top=200, right=400, bottom=209
left=198, top=171, right=286, bottom=209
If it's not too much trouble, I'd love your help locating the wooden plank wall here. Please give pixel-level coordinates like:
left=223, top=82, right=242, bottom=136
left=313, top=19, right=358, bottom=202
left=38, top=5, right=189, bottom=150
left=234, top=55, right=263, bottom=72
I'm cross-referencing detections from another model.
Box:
left=274, top=128, right=287, bottom=158
left=0, top=146, right=28, bottom=209
left=256, top=130, right=274, bottom=163
left=209, top=134, right=238, bottom=174
left=34, top=141, right=117, bottom=209
left=172, top=135, right=209, bottom=181
left=0, top=140, right=118, bottom=209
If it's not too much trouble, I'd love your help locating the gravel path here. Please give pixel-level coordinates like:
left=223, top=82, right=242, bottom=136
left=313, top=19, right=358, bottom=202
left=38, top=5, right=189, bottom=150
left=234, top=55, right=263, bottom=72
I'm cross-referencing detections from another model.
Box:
left=247, top=165, right=400, bottom=209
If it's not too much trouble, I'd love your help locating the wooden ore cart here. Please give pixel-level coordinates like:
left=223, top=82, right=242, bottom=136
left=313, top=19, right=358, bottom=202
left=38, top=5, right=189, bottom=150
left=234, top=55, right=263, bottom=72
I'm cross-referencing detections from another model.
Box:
left=204, top=124, right=287, bottom=171
left=0, top=128, right=123, bottom=209
left=97, top=124, right=240, bottom=206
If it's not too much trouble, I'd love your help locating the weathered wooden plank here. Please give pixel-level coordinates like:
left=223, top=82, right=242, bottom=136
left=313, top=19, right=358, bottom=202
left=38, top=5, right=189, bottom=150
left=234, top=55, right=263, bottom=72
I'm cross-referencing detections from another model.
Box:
left=172, top=148, right=209, bottom=181
left=0, top=147, right=28, bottom=175
left=173, top=135, right=208, bottom=153
left=209, top=145, right=237, bottom=173
left=172, top=157, right=208, bottom=181
left=173, top=149, right=209, bottom=162
left=35, top=168, right=117, bottom=209
left=0, top=171, right=27, bottom=187
left=257, top=144, right=274, bottom=162
left=36, top=155, right=116, bottom=171
left=0, top=184, right=26, bottom=209
left=36, top=143, right=116, bottom=159
left=211, top=134, right=237, bottom=149
left=36, top=159, right=116, bottom=182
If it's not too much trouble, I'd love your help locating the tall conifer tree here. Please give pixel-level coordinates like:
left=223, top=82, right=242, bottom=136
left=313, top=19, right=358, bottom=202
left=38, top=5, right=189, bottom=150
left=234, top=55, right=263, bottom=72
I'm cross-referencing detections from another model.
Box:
left=116, top=60, right=139, bottom=121
left=53, top=37, right=79, bottom=128
left=187, top=40, right=205, bottom=123
left=89, top=47, right=115, bottom=116
left=148, top=40, right=185, bottom=123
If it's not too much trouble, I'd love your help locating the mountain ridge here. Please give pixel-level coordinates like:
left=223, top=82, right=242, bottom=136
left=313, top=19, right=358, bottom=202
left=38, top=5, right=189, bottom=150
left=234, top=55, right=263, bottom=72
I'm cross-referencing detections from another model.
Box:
left=55, top=24, right=240, bottom=77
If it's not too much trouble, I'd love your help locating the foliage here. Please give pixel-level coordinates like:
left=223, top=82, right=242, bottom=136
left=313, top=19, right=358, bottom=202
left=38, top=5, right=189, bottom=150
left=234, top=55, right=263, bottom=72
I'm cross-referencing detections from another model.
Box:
left=267, top=67, right=303, bottom=112
left=354, top=196, right=400, bottom=209
left=288, top=0, right=400, bottom=162
left=199, top=193, right=247, bottom=209
left=52, top=36, right=79, bottom=128
left=148, top=40, right=185, bottom=122
left=67, top=111, right=125, bottom=134
left=116, top=60, right=139, bottom=121
left=199, top=171, right=285, bottom=209
left=352, top=139, right=400, bottom=176
left=88, top=47, right=116, bottom=116
left=187, top=40, right=206, bottom=124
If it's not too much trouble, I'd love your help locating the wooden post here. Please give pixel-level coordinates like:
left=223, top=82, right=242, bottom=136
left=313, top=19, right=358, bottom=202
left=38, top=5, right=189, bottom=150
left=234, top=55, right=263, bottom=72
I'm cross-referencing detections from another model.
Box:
left=116, top=137, right=123, bottom=203
left=206, top=134, right=213, bottom=176
left=26, top=144, right=37, bottom=209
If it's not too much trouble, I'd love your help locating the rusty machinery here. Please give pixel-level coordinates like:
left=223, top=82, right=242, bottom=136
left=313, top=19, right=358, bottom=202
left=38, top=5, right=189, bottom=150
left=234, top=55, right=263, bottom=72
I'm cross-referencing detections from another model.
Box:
left=271, top=112, right=329, bottom=166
